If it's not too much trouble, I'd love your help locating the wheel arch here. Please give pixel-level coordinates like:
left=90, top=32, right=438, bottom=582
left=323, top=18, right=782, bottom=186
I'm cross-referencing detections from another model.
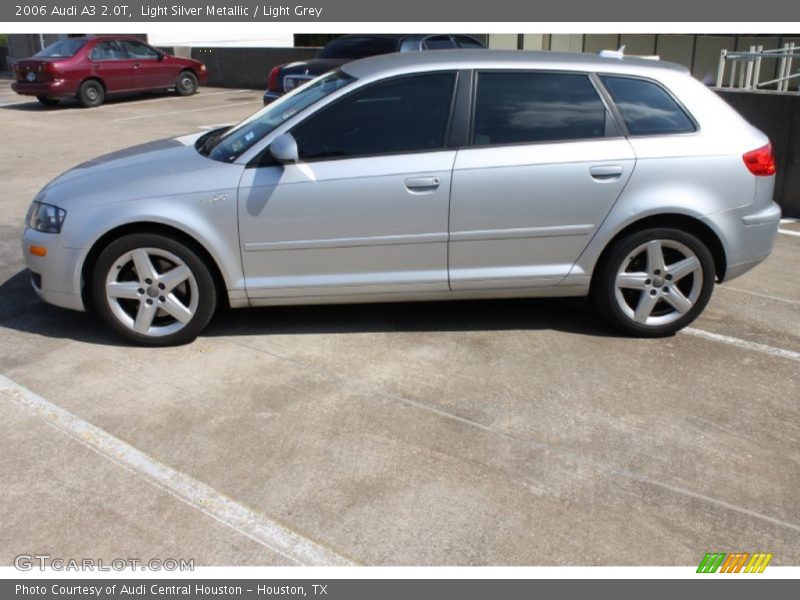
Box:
left=80, top=221, right=229, bottom=312
left=589, top=213, right=727, bottom=293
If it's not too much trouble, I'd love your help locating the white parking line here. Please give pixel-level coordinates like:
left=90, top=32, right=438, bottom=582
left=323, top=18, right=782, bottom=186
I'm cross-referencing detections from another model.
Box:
left=113, top=100, right=259, bottom=122
left=0, top=373, right=355, bottom=567
left=683, top=328, right=800, bottom=362
left=780, top=218, right=799, bottom=224
left=778, top=229, right=800, bottom=237
left=723, top=286, right=800, bottom=306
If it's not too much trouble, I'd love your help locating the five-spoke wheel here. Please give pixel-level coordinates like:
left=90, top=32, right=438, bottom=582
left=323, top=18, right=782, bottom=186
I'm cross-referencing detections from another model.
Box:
left=92, top=234, right=216, bottom=345
left=594, top=228, right=715, bottom=337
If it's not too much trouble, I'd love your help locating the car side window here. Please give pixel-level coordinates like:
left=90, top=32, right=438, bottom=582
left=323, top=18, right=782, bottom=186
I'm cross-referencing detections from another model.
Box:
left=120, top=40, right=160, bottom=60
left=423, top=35, right=457, bottom=50
left=472, top=72, right=610, bottom=145
left=89, top=41, right=127, bottom=61
left=291, top=72, right=456, bottom=161
left=599, top=76, right=696, bottom=136
left=455, top=36, right=484, bottom=49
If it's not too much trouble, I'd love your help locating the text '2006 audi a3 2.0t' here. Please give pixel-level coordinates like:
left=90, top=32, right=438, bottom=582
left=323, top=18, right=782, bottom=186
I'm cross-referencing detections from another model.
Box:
left=22, top=50, right=781, bottom=346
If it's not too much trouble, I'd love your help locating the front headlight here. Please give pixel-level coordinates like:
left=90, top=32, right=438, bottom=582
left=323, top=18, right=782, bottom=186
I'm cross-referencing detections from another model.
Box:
left=26, top=201, right=67, bottom=234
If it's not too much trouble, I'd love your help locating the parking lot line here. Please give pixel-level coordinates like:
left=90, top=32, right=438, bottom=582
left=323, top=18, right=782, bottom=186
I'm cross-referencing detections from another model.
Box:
left=682, top=328, right=800, bottom=362
left=723, top=286, right=800, bottom=306
left=0, top=373, right=356, bottom=567
left=778, top=229, right=800, bottom=237
left=222, top=337, right=800, bottom=536
left=113, top=100, right=260, bottom=122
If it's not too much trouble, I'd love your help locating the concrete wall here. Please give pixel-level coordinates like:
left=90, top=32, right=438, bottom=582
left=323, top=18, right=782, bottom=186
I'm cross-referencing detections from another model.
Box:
left=718, top=90, right=800, bottom=216
left=190, top=46, right=319, bottom=89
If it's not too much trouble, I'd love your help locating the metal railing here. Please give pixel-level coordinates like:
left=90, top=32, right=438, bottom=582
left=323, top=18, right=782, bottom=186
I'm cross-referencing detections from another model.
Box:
left=716, top=43, right=800, bottom=92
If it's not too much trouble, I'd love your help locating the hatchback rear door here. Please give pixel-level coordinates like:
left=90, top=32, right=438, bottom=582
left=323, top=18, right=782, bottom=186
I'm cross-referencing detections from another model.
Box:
left=448, top=70, right=636, bottom=290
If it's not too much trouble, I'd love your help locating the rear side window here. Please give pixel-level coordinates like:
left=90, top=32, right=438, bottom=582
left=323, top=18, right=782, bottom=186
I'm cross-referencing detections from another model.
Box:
left=90, top=41, right=126, bottom=61
left=292, top=72, right=456, bottom=160
left=600, top=76, right=695, bottom=136
left=472, top=72, right=609, bottom=145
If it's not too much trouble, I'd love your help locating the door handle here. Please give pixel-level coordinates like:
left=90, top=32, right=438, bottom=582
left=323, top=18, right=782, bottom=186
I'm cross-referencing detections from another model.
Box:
left=589, top=165, right=624, bottom=180
left=405, top=176, right=441, bottom=191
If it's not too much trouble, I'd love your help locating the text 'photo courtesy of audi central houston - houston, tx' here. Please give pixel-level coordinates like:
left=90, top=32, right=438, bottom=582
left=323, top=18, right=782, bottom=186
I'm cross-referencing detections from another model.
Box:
left=22, top=50, right=781, bottom=345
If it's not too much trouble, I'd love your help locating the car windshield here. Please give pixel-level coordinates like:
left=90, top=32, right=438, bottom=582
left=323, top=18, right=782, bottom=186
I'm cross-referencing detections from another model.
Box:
left=203, top=70, right=355, bottom=162
left=318, top=37, right=399, bottom=59
left=34, top=39, right=87, bottom=58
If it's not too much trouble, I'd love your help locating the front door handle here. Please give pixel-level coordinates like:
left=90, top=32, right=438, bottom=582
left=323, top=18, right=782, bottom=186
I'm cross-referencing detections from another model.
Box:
left=405, top=176, right=441, bottom=191
left=589, top=165, right=624, bottom=180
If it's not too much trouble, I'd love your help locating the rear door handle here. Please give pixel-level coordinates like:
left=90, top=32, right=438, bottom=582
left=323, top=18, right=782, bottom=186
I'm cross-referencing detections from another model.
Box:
left=589, top=165, right=624, bottom=180
left=405, top=176, right=441, bottom=191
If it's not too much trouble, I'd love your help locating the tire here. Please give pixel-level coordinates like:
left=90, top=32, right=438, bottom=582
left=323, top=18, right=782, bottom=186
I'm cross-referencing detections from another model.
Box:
left=78, top=79, right=105, bottom=108
left=36, top=95, right=59, bottom=107
left=593, top=227, right=715, bottom=337
left=175, top=70, right=198, bottom=96
left=91, top=233, right=217, bottom=346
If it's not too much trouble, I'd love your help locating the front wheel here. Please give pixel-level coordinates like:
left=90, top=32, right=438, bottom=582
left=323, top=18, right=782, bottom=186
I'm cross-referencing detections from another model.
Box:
left=91, top=234, right=217, bottom=346
left=175, top=71, right=198, bottom=96
left=593, top=228, right=715, bottom=337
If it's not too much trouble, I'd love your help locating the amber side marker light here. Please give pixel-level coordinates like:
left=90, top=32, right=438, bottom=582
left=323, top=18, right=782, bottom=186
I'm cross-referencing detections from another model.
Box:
left=29, top=245, right=47, bottom=257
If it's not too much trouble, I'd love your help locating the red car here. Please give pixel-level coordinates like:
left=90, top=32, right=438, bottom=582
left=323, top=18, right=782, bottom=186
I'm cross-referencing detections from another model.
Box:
left=11, top=36, right=208, bottom=108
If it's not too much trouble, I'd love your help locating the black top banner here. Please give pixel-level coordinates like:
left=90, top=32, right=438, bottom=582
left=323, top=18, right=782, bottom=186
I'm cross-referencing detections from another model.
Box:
left=4, top=0, right=800, bottom=22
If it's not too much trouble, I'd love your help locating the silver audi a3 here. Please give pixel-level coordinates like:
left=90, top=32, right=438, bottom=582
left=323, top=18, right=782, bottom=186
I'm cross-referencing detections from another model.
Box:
left=22, top=50, right=781, bottom=345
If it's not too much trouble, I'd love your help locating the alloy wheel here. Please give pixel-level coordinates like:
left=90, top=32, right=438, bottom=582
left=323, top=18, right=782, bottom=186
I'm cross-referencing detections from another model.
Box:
left=614, top=239, right=703, bottom=327
left=104, top=247, right=198, bottom=337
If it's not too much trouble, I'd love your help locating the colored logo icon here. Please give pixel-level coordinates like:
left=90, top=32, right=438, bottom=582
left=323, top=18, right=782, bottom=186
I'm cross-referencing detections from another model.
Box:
left=697, top=552, right=773, bottom=573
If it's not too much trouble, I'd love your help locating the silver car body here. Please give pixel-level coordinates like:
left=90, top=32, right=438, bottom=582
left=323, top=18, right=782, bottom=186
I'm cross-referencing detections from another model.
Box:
left=23, top=50, right=781, bottom=313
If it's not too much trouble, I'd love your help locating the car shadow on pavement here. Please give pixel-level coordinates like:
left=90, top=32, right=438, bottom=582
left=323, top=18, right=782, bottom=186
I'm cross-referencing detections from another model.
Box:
left=0, top=90, right=180, bottom=112
left=0, top=269, right=619, bottom=346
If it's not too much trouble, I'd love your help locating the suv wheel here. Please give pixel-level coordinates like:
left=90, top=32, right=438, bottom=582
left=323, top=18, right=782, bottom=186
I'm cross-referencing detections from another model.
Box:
left=78, top=80, right=105, bottom=107
left=594, top=228, right=715, bottom=337
left=175, top=71, right=198, bottom=96
left=92, top=234, right=217, bottom=346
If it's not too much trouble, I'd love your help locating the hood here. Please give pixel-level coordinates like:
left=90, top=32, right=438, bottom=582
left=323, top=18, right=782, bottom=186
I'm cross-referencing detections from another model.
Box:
left=39, top=133, right=243, bottom=209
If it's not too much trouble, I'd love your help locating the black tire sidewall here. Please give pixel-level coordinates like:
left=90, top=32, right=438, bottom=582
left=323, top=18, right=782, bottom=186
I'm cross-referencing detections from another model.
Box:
left=176, top=71, right=198, bottom=96
left=594, top=227, right=715, bottom=337
left=78, top=80, right=104, bottom=107
left=91, top=233, right=217, bottom=346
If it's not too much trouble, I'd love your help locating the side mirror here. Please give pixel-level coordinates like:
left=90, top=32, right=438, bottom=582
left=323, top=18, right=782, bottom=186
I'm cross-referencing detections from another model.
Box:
left=269, top=132, right=299, bottom=164
left=157, top=51, right=165, bottom=62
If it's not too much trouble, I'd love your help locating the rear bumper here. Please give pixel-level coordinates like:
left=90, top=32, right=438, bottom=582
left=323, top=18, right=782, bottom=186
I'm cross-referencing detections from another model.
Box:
left=21, top=228, right=85, bottom=312
left=12, top=79, right=78, bottom=98
left=704, top=201, right=781, bottom=282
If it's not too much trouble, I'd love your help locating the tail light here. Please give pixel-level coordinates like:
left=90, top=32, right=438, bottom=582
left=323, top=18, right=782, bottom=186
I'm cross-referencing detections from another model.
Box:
left=743, top=143, right=776, bottom=176
left=267, top=66, right=281, bottom=91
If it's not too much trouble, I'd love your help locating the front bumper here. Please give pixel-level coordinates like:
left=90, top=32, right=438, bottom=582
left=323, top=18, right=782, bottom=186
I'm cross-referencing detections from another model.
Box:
left=22, top=228, right=86, bottom=312
left=12, top=79, right=77, bottom=98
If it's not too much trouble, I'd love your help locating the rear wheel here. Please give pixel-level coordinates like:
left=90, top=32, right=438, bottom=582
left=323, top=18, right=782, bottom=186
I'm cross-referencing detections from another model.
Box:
left=78, top=80, right=105, bottom=107
left=91, top=234, right=217, bottom=346
left=175, top=71, right=198, bottom=96
left=593, top=227, right=715, bottom=337
left=36, top=95, right=59, bottom=107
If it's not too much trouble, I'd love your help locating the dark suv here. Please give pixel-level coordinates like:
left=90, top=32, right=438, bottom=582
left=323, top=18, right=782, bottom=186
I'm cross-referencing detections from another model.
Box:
left=263, top=34, right=484, bottom=104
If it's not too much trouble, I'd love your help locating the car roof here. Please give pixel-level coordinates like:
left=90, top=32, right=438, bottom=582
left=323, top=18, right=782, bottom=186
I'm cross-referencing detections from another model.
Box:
left=341, top=49, right=688, bottom=79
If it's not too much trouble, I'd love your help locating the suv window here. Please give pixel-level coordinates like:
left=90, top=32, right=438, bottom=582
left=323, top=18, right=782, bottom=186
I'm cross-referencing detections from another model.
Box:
left=292, top=72, right=456, bottom=161
left=89, top=41, right=127, bottom=61
left=454, top=36, right=484, bottom=49
left=600, top=76, right=696, bottom=136
left=423, top=35, right=456, bottom=50
left=473, top=72, right=609, bottom=145
left=120, top=40, right=160, bottom=60
left=318, top=37, right=399, bottom=59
